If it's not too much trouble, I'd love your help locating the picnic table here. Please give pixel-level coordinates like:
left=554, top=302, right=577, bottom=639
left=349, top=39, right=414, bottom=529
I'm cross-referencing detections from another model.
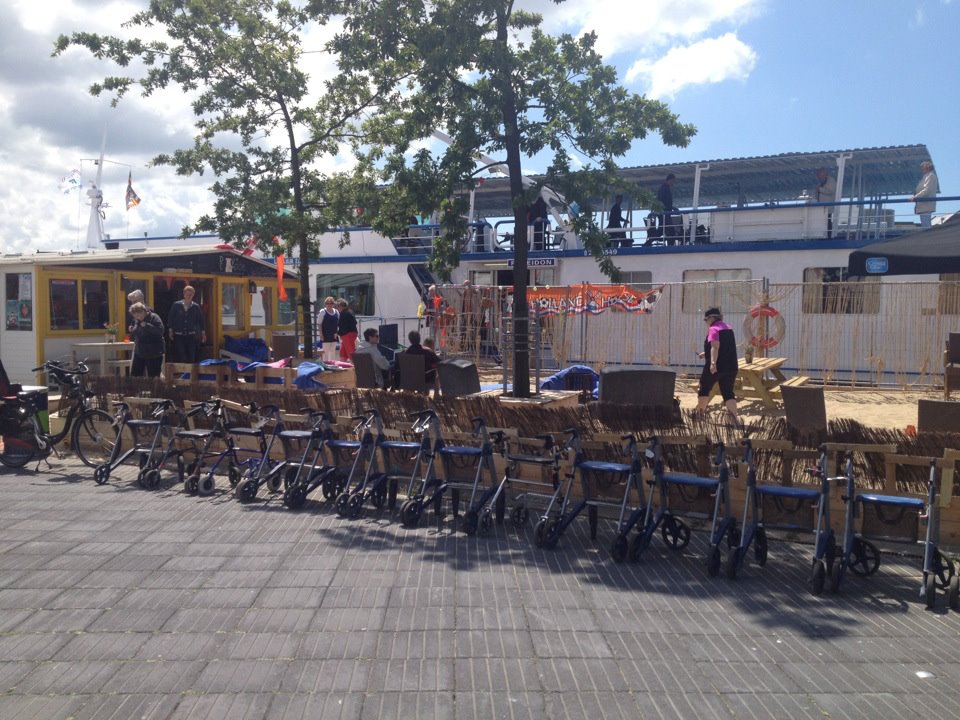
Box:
left=708, top=357, right=809, bottom=409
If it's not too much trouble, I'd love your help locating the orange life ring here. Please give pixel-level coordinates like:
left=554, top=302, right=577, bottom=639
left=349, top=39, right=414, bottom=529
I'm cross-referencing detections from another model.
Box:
left=743, top=304, right=786, bottom=350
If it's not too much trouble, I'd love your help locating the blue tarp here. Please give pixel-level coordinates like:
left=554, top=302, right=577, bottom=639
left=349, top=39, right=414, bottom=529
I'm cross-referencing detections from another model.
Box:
left=293, top=362, right=329, bottom=391
left=223, top=336, right=270, bottom=363
left=539, top=365, right=600, bottom=399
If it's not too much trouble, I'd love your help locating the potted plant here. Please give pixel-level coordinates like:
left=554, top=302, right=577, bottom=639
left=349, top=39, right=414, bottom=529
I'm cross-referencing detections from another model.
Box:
left=103, top=322, right=120, bottom=343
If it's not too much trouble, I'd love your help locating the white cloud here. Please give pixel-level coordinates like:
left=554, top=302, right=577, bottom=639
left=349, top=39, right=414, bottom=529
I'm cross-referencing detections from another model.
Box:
left=547, top=0, right=763, bottom=58
left=625, top=33, right=757, bottom=100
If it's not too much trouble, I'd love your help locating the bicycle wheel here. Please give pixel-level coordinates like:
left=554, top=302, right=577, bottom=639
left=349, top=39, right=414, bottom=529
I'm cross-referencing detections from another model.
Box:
left=72, top=409, right=121, bottom=467
left=0, top=413, right=38, bottom=468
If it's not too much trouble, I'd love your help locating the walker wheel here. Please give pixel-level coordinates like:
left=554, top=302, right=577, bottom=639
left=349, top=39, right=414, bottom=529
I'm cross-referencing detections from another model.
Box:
left=825, top=533, right=837, bottom=573
left=707, top=545, right=722, bottom=577
left=829, top=560, right=844, bottom=594
left=610, top=535, right=628, bottom=563
left=143, top=468, right=161, bottom=491
left=235, top=479, right=257, bottom=503
left=810, top=559, right=826, bottom=596
left=630, top=530, right=651, bottom=561
left=283, top=465, right=301, bottom=490
left=177, top=454, right=186, bottom=483
left=370, top=483, right=387, bottom=509
left=478, top=509, right=493, bottom=536
left=227, top=463, right=242, bottom=488
left=543, top=520, right=561, bottom=549
left=924, top=572, right=937, bottom=609
left=335, top=492, right=351, bottom=516
left=754, top=528, right=768, bottom=567
left=849, top=538, right=880, bottom=577
left=947, top=574, right=959, bottom=611
left=724, top=547, right=740, bottom=579
left=184, top=474, right=199, bottom=495
left=661, top=516, right=691, bottom=550
left=198, top=474, right=215, bottom=496
left=138, top=453, right=149, bottom=470
left=462, top=509, right=479, bottom=536
left=347, top=493, right=365, bottom=518
left=533, top=519, right=548, bottom=548
left=934, top=550, right=955, bottom=589
left=510, top=504, right=529, bottom=529
left=726, top=524, right=741, bottom=550
left=400, top=499, right=422, bottom=528
left=284, top=485, right=307, bottom=510
left=137, top=470, right=147, bottom=488
left=322, top=471, right=345, bottom=500
left=266, top=468, right=283, bottom=493
left=94, top=464, right=110, bottom=485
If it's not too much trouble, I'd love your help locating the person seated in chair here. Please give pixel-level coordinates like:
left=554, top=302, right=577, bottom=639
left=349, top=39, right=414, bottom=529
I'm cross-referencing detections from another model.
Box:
left=354, top=327, right=391, bottom=388
left=402, top=330, right=439, bottom=395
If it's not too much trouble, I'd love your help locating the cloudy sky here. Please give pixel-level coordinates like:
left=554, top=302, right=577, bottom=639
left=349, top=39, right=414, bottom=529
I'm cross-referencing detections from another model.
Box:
left=1, top=0, right=957, bottom=254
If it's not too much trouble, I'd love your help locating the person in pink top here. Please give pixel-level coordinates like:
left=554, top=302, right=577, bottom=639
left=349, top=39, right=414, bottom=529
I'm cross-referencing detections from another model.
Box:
left=696, top=307, right=740, bottom=423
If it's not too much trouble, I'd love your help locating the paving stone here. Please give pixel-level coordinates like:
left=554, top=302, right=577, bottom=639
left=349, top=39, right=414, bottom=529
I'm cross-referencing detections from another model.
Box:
left=0, top=454, right=957, bottom=718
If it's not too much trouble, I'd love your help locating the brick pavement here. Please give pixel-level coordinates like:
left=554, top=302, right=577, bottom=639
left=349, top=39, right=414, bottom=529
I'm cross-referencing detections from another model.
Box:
left=0, top=457, right=958, bottom=719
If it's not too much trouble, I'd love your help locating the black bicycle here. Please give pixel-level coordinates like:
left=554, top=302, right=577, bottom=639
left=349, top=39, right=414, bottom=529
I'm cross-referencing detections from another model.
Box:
left=0, top=360, right=118, bottom=469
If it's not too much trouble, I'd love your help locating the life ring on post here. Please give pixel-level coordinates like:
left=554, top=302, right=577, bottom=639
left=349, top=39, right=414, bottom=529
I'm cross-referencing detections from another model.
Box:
left=743, top=304, right=786, bottom=351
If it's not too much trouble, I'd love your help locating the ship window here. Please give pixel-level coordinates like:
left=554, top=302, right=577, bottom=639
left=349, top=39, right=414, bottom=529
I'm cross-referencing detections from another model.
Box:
left=621, top=270, right=653, bottom=292
left=802, top=267, right=879, bottom=314
left=4, top=273, right=32, bottom=332
left=681, top=269, right=752, bottom=313
left=315, top=273, right=375, bottom=316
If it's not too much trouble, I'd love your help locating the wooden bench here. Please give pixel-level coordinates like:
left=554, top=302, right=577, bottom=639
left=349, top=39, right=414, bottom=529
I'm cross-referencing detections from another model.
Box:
left=778, top=375, right=810, bottom=389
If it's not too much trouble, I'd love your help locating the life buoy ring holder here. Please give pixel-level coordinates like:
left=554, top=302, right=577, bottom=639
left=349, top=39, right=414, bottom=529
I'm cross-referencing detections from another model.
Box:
left=743, top=304, right=786, bottom=350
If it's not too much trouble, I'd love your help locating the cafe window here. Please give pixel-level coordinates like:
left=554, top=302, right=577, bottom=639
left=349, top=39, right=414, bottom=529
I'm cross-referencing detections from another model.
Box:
left=81, top=279, right=110, bottom=330
left=316, top=273, right=375, bottom=315
left=49, top=279, right=80, bottom=330
left=4, top=273, right=33, bottom=331
left=251, top=285, right=298, bottom=327
left=221, top=283, right=243, bottom=330
left=803, top=267, right=880, bottom=314
left=681, top=269, right=752, bottom=313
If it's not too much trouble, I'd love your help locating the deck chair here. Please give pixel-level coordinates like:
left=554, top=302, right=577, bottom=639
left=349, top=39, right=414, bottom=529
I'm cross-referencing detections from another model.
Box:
left=917, top=399, right=960, bottom=434
left=352, top=352, right=379, bottom=389
left=398, top=353, right=428, bottom=394
left=944, top=333, right=960, bottom=399
left=781, top=384, right=827, bottom=446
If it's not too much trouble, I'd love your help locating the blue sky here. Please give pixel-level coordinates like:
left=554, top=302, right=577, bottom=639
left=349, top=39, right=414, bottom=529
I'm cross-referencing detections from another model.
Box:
left=0, top=0, right=956, bottom=253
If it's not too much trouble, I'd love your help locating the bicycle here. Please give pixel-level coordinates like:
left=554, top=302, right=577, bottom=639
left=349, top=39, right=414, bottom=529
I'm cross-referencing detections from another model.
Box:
left=0, top=360, right=118, bottom=469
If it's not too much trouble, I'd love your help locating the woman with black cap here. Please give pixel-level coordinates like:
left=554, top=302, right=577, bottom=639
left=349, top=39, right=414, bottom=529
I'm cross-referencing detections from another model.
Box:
left=696, top=307, right=739, bottom=423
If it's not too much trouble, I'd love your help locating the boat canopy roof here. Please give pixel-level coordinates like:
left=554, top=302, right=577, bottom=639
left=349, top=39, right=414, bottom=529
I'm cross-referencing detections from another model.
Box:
left=468, top=144, right=933, bottom=215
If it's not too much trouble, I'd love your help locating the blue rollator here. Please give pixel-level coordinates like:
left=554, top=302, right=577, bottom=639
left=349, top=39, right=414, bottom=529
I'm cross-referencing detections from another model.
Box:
left=334, top=409, right=410, bottom=519
left=831, top=457, right=958, bottom=609
left=234, top=404, right=289, bottom=503
left=496, top=434, right=565, bottom=534
left=437, top=417, right=501, bottom=535
left=398, top=410, right=450, bottom=528
left=93, top=399, right=188, bottom=490
left=631, top=437, right=737, bottom=571
left=531, top=429, right=644, bottom=552
left=175, top=398, right=261, bottom=496
left=281, top=409, right=344, bottom=510
left=726, top=439, right=828, bottom=580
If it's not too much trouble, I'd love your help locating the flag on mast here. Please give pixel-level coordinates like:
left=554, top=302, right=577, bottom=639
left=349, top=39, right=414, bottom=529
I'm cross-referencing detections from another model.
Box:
left=58, top=169, right=82, bottom=194
left=125, top=172, right=141, bottom=210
